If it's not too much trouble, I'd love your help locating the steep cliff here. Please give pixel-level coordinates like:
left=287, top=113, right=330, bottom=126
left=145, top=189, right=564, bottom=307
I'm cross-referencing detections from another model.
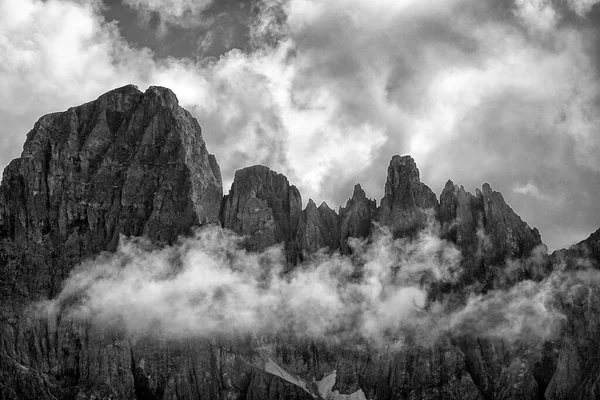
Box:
left=339, top=184, right=377, bottom=254
left=0, top=84, right=222, bottom=300
left=220, top=165, right=301, bottom=257
left=0, top=85, right=224, bottom=399
left=437, top=180, right=545, bottom=289
left=379, top=155, right=438, bottom=237
left=295, top=199, right=340, bottom=259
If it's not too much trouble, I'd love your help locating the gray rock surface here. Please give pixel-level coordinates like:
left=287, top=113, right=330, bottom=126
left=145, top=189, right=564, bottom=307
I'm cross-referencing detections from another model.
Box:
left=295, top=199, right=340, bottom=259
left=0, top=85, right=223, bottom=399
left=339, top=184, right=377, bottom=254
left=0, top=84, right=222, bottom=300
left=220, top=165, right=301, bottom=257
left=379, top=155, right=438, bottom=237
left=437, top=180, right=545, bottom=289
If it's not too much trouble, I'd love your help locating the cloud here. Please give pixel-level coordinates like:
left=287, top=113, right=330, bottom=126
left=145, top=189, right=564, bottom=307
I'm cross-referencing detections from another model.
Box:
left=514, top=0, right=559, bottom=32
left=0, top=0, right=130, bottom=115
left=1, top=0, right=600, bottom=251
left=122, top=0, right=215, bottom=35
left=565, top=0, right=600, bottom=16
left=513, top=182, right=552, bottom=202
left=514, top=0, right=600, bottom=31
left=39, top=223, right=581, bottom=350
left=43, top=224, right=458, bottom=344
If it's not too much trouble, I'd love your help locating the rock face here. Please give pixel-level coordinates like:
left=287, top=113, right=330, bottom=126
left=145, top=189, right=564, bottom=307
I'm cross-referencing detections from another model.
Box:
left=295, top=199, right=340, bottom=259
left=0, top=84, right=222, bottom=300
left=437, top=180, right=481, bottom=250
left=2, top=85, right=600, bottom=400
left=379, top=155, right=438, bottom=237
left=220, top=165, right=302, bottom=255
left=478, top=183, right=543, bottom=263
left=556, top=227, right=600, bottom=268
left=543, top=229, right=600, bottom=400
left=338, top=184, right=377, bottom=254
left=0, top=85, right=224, bottom=399
left=437, top=180, right=544, bottom=288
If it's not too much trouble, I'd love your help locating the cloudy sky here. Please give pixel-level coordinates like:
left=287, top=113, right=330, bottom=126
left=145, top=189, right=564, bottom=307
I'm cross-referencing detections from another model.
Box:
left=1, top=0, right=600, bottom=251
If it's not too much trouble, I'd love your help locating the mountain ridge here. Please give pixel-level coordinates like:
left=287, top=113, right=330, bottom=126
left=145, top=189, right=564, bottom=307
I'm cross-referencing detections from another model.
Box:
left=0, top=85, right=598, bottom=400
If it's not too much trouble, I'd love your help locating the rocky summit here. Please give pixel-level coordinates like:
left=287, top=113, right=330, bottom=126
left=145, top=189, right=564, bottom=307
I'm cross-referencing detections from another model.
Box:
left=1, top=85, right=599, bottom=399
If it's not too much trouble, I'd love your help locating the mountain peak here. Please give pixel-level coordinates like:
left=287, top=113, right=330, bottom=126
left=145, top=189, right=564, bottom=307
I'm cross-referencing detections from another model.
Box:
left=144, top=85, right=179, bottom=107
left=351, top=183, right=367, bottom=200
left=0, top=84, right=223, bottom=297
left=221, top=164, right=302, bottom=255
left=390, top=154, right=416, bottom=164
left=482, top=182, right=493, bottom=195
left=379, top=155, right=438, bottom=236
left=98, top=83, right=141, bottom=98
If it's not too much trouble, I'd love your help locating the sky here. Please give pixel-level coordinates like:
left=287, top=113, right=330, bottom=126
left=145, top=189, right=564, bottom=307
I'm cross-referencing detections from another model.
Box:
left=1, top=0, right=600, bottom=251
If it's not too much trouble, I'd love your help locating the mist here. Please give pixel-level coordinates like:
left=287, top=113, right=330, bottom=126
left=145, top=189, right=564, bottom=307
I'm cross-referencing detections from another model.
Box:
left=38, top=222, right=590, bottom=349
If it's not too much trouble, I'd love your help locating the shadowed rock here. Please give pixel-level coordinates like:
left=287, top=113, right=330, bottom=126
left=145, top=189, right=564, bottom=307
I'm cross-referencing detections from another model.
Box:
left=339, top=184, right=377, bottom=254
left=0, top=85, right=224, bottom=399
left=479, top=182, right=543, bottom=262
left=379, top=155, right=438, bottom=237
left=295, top=199, right=340, bottom=259
left=0, top=84, right=222, bottom=299
left=220, top=165, right=302, bottom=256
left=438, top=179, right=545, bottom=288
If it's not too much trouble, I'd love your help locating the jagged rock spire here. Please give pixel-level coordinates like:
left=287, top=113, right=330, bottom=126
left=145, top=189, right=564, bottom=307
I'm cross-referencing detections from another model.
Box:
left=220, top=165, right=302, bottom=255
left=295, top=199, right=340, bottom=258
left=378, top=155, right=438, bottom=236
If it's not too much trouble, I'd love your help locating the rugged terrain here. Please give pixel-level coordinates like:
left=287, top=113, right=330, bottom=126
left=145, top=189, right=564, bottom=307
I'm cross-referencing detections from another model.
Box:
left=1, top=85, right=599, bottom=399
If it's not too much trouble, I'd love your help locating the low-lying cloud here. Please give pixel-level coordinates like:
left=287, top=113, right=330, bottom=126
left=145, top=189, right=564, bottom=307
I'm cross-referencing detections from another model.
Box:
left=40, top=223, right=592, bottom=349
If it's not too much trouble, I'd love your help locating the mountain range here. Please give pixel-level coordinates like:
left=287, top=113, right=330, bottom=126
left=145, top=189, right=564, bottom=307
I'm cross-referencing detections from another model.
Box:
left=1, top=85, right=599, bottom=400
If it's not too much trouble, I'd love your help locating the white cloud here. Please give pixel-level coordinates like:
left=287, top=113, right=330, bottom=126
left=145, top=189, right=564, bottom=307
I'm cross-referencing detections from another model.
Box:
left=43, top=223, right=571, bottom=347
left=514, top=0, right=558, bottom=32
left=42, top=225, right=461, bottom=343
left=513, top=182, right=552, bottom=202
left=1, top=0, right=600, bottom=249
left=514, top=0, right=600, bottom=32
left=0, top=0, right=389, bottom=206
left=0, top=0, right=133, bottom=114
left=565, top=0, right=600, bottom=16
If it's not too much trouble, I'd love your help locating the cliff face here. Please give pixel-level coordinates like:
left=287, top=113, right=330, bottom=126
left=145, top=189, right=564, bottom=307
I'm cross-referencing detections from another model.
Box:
left=437, top=180, right=545, bottom=288
left=295, top=199, right=340, bottom=258
left=0, top=85, right=222, bottom=300
left=378, top=155, right=438, bottom=237
left=339, top=184, right=377, bottom=254
left=220, top=165, right=302, bottom=261
left=1, top=85, right=599, bottom=400
left=0, top=85, right=224, bottom=399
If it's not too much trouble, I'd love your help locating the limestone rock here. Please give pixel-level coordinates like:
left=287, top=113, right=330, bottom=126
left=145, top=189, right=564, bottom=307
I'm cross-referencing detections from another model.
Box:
left=438, top=180, right=545, bottom=288
left=378, top=155, right=438, bottom=237
left=0, top=85, right=223, bottom=399
left=339, top=184, right=377, bottom=254
left=0, top=84, right=222, bottom=300
left=479, top=183, right=543, bottom=262
left=438, top=180, right=480, bottom=247
left=220, top=165, right=302, bottom=255
left=295, top=199, right=340, bottom=259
